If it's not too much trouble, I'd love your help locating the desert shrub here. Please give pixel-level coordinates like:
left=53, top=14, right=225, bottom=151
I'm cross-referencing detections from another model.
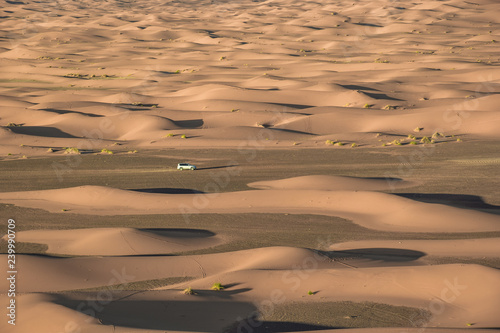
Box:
left=211, top=282, right=224, bottom=291
left=183, top=287, right=196, bottom=295
left=64, top=147, right=80, bottom=154
left=420, top=136, right=431, bottom=144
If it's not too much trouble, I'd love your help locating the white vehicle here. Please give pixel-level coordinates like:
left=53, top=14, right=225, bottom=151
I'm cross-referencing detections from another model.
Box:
left=177, top=163, right=196, bottom=171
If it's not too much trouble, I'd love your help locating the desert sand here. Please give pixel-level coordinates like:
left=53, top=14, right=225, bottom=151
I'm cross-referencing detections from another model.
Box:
left=1, top=0, right=500, bottom=332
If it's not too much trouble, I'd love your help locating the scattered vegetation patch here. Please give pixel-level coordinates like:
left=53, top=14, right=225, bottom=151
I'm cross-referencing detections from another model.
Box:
left=420, top=136, right=432, bottom=144
left=383, top=105, right=396, bottom=110
left=363, top=103, right=374, bottom=108
left=100, top=148, right=113, bottom=155
left=6, top=123, right=23, bottom=127
left=163, top=133, right=175, bottom=138
left=64, top=147, right=80, bottom=154
left=183, top=286, right=196, bottom=295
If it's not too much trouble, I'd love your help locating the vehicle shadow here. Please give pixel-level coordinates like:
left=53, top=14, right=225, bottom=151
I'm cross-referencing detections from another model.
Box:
left=196, top=164, right=239, bottom=170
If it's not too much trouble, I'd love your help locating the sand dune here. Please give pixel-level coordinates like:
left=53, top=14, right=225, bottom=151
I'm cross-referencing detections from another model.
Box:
left=2, top=0, right=500, bottom=332
left=1, top=0, right=500, bottom=154
left=248, top=175, right=416, bottom=191
left=330, top=238, right=500, bottom=258
left=1, top=185, right=499, bottom=233
left=2, top=254, right=500, bottom=331
left=7, top=228, right=225, bottom=256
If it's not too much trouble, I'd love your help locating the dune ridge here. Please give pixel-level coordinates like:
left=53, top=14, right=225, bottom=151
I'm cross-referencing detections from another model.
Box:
left=0, top=185, right=499, bottom=233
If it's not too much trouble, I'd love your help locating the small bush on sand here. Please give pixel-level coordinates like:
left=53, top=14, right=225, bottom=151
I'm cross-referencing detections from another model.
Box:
left=420, top=136, right=431, bottom=144
left=65, top=147, right=80, bottom=154
left=211, top=282, right=224, bottom=291
left=363, top=103, right=373, bottom=108
left=101, top=148, right=113, bottom=154
left=181, top=134, right=187, bottom=139
left=183, top=287, right=196, bottom=295
left=351, top=143, right=358, bottom=148
left=432, top=132, right=444, bottom=139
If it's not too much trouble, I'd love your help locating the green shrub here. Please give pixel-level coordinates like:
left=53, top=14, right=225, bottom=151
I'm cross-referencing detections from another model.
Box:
left=211, top=282, right=224, bottom=291
left=101, top=148, right=113, bottom=154
left=420, top=136, right=431, bottom=144
left=183, top=287, right=196, bottom=295
left=64, top=147, right=80, bottom=154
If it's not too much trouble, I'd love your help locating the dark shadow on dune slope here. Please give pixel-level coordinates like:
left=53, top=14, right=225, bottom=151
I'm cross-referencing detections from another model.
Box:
left=7, top=126, right=78, bottom=138
left=394, top=193, right=500, bottom=210
left=52, top=297, right=258, bottom=332
left=363, top=91, right=403, bottom=101
left=268, top=128, right=317, bottom=136
left=41, top=108, right=103, bottom=117
left=325, top=248, right=426, bottom=262
left=173, top=119, right=204, bottom=128
left=139, top=228, right=216, bottom=238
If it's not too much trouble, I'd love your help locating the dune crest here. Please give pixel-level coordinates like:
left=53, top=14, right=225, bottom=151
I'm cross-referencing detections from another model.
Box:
left=248, top=175, right=416, bottom=191
left=8, top=228, right=225, bottom=256
left=1, top=185, right=499, bottom=233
